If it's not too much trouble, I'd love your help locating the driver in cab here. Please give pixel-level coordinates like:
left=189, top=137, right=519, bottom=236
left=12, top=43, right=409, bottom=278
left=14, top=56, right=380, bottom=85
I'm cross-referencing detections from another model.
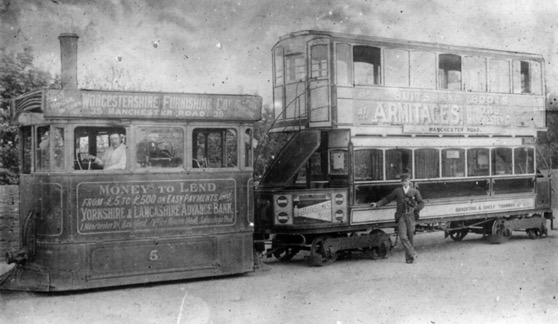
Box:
left=89, top=132, right=126, bottom=170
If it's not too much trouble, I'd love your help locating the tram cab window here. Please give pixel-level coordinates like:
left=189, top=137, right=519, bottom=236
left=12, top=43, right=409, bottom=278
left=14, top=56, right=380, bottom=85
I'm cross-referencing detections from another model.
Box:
left=135, top=127, right=183, bottom=169
left=36, top=126, right=64, bottom=172
left=467, top=148, right=489, bottom=177
left=311, top=44, right=328, bottom=78
left=513, top=60, right=542, bottom=95
left=492, top=147, right=512, bottom=175
left=438, top=54, right=462, bottom=90
left=74, top=127, right=126, bottom=171
left=489, top=59, right=511, bottom=93
left=336, top=43, right=352, bottom=86
left=192, top=128, right=237, bottom=168
left=354, top=46, right=381, bottom=86
left=386, top=149, right=412, bottom=180
left=244, top=129, right=256, bottom=168
left=21, top=126, right=32, bottom=174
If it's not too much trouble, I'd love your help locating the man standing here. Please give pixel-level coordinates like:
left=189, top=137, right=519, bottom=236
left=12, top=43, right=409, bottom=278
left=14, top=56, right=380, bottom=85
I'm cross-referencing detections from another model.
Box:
left=370, top=173, right=424, bottom=263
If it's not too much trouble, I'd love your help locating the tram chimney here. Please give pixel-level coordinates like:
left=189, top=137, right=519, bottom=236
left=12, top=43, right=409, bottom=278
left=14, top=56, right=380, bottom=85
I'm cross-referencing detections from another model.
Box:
left=58, top=33, right=79, bottom=90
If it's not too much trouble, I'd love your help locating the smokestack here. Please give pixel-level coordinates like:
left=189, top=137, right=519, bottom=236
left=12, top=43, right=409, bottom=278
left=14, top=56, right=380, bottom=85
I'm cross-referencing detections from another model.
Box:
left=58, top=33, right=79, bottom=90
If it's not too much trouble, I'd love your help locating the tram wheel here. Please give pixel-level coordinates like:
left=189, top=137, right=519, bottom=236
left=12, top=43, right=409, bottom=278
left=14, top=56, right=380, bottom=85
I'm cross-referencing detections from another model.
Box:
left=527, top=228, right=541, bottom=239
left=449, top=230, right=468, bottom=241
left=309, top=235, right=337, bottom=266
left=272, top=247, right=301, bottom=261
left=489, top=219, right=512, bottom=244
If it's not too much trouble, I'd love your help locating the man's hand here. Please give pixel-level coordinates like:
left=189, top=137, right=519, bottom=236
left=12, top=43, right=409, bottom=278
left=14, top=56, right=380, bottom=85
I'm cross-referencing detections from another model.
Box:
left=370, top=202, right=377, bottom=208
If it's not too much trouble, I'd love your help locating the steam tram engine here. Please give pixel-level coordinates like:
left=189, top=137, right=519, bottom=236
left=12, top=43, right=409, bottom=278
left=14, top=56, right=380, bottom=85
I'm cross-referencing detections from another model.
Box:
left=254, top=30, right=552, bottom=265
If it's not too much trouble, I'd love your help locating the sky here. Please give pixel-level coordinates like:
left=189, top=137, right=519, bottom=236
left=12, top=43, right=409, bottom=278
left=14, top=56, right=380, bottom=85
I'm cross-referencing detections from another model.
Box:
left=1, top=0, right=557, bottom=106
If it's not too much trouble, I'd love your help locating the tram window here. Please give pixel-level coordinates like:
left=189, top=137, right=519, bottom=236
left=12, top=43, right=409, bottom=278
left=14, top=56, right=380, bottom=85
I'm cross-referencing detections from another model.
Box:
left=136, top=127, right=183, bottom=169
left=336, top=43, right=352, bottom=86
left=415, top=148, right=439, bottom=179
left=386, top=149, right=412, bottom=180
left=355, top=183, right=400, bottom=204
left=467, top=148, right=489, bottom=176
left=438, top=54, right=461, bottom=90
left=311, top=44, right=328, bottom=78
left=410, top=51, right=436, bottom=89
left=274, top=47, right=284, bottom=86
left=74, top=127, right=126, bottom=171
left=493, top=178, right=534, bottom=195
left=442, top=149, right=465, bottom=177
left=36, top=126, right=50, bottom=171
left=514, top=147, right=534, bottom=174
left=192, top=128, right=237, bottom=168
left=354, top=149, right=383, bottom=181
left=244, top=129, right=256, bottom=168
left=384, top=48, right=410, bottom=87
left=354, top=46, right=381, bottom=86
left=21, top=126, right=32, bottom=174
left=329, top=149, right=348, bottom=175
left=463, top=56, right=486, bottom=92
left=492, top=147, right=512, bottom=175
left=285, top=53, right=305, bottom=82
left=513, top=60, right=542, bottom=95
left=489, top=59, right=511, bottom=93
left=418, top=180, right=489, bottom=199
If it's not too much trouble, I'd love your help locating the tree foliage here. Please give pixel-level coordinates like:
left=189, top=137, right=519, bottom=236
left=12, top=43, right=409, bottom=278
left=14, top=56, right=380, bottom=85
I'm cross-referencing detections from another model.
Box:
left=0, top=47, right=58, bottom=184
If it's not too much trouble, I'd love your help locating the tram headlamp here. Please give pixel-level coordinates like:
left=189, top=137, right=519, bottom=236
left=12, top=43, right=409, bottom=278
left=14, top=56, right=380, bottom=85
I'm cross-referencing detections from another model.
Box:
left=335, top=210, right=344, bottom=222
left=277, top=212, right=289, bottom=224
left=276, top=195, right=288, bottom=208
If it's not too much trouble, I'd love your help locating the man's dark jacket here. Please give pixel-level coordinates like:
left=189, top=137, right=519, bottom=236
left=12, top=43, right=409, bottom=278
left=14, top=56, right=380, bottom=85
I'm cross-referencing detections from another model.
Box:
left=377, top=187, right=424, bottom=221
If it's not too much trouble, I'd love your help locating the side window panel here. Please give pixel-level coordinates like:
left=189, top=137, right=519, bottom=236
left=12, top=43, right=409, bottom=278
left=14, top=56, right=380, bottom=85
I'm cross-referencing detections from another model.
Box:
left=463, top=56, right=486, bottom=92
left=336, top=43, right=352, bottom=86
left=410, top=51, right=436, bottom=89
left=244, top=128, right=255, bottom=168
left=274, top=47, right=284, bottom=86
left=21, top=126, right=32, bottom=174
left=514, top=147, right=534, bottom=174
left=74, top=127, right=126, bottom=171
left=512, top=60, right=542, bottom=94
left=438, top=54, right=462, bottom=90
left=442, top=148, right=465, bottom=177
left=489, top=59, right=510, bottom=93
left=354, top=46, right=381, bottom=86
left=385, top=148, right=412, bottom=180
left=354, top=149, right=383, bottom=181
left=492, top=147, right=512, bottom=175
left=193, top=128, right=238, bottom=168
left=467, top=148, right=489, bottom=177
left=384, top=48, right=410, bottom=87
left=415, top=148, right=439, bottom=179
left=36, top=126, right=50, bottom=172
left=285, top=54, right=305, bottom=83
left=136, top=127, right=184, bottom=169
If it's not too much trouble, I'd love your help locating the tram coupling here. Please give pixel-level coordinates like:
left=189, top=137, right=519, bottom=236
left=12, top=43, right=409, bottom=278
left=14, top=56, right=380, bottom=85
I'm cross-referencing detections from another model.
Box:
left=5, top=248, right=30, bottom=265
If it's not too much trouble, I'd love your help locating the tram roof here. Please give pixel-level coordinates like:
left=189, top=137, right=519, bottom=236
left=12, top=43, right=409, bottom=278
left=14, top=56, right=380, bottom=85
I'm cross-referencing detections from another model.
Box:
left=11, top=88, right=262, bottom=125
left=274, top=30, right=543, bottom=61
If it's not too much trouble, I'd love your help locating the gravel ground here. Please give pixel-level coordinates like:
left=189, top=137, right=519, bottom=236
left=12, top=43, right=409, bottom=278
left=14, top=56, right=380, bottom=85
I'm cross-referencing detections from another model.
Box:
left=0, top=229, right=557, bottom=324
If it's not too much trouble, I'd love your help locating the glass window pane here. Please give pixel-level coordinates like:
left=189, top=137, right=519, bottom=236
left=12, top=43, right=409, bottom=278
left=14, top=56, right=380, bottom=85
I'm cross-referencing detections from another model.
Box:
left=489, top=59, right=510, bottom=93
left=336, top=43, right=352, bottom=85
left=274, top=47, right=284, bottom=85
left=244, top=128, right=254, bottom=168
left=36, top=126, right=50, bottom=172
left=355, top=149, right=383, bottom=180
left=384, top=48, right=409, bottom=87
left=463, top=56, right=486, bottom=92
left=492, top=147, right=512, bottom=175
left=355, top=183, right=400, bottom=205
left=53, top=127, right=64, bottom=170
left=386, top=149, right=412, bottom=180
left=354, top=46, right=381, bottom=86
left=438, top=54, right=461, bottom=90
left=530, top=61, right=542, bottom=95
left=410, top=51, right=436, bottom=89
left=415, top=148, right=439, bottom=179
left=136, top=127, right=184, bottom=169
left=467, top=148, right=489, bottom=176
left=513, top=60, right=532, bottom=94
left=193, top=128, right=237, bottom=168
left=21, top=126, right=32, bottom=174
left=74, top=127, right=126, bottom=171
left=273, top=86, right=284, bottom=120
left=514, top=147, right=534, bottom=174
left=442, top=148, right=465, bottom=177
left=311, top=44, right=328, bottom=78
left=286, top=54, right=305, bottom=82
left=418, top=180, right=489, bottom=199
left=493, top=178, right=534, bottom=195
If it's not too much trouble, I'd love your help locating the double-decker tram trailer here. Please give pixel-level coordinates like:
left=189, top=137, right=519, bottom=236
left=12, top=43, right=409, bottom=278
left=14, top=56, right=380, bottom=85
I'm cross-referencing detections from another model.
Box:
left=0, top=34, right=262, bottom=291
left=254, top=30, right=552, bottom=265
